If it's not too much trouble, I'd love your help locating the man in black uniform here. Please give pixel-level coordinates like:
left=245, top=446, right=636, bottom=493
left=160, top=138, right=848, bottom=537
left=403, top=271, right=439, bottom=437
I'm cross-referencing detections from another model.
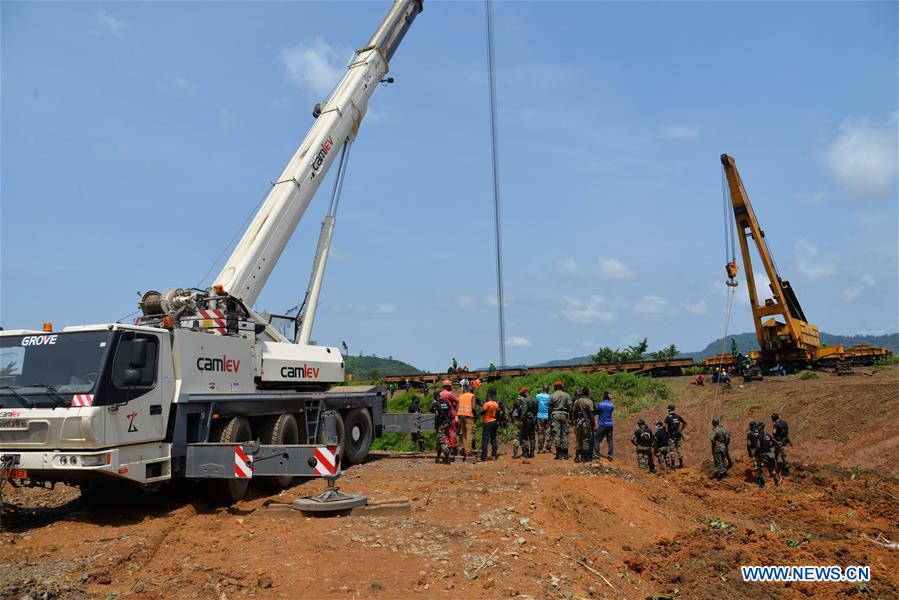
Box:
left=631, top=419, right=655, bottom=473
left=664, top=404, right=688, bottom=468
left=770, top=413, right=791, bottom=476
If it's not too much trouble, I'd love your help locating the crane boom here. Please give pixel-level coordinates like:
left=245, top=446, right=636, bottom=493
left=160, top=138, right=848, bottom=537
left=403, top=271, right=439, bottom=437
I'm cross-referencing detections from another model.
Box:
left=215, top=0, right=423, bottom=308
left=721, top=154, right=820, bottom=362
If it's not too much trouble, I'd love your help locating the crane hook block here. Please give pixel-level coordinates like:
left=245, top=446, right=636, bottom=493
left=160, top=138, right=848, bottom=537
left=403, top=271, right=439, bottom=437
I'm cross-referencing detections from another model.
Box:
left=725, top=261, right=739, bottom=287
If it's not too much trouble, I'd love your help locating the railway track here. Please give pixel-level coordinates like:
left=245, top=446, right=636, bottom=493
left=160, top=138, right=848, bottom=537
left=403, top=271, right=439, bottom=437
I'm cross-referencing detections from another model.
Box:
left=381, top=357, right=694, bottom=386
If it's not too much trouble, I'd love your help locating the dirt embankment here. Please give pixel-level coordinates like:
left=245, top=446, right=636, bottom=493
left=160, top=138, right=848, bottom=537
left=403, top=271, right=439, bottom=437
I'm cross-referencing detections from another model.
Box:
left=0, top=367, right=896, bottom=600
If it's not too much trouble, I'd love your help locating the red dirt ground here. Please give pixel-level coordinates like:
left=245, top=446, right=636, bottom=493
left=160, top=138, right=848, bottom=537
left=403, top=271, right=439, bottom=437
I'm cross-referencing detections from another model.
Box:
left=1, top=366, right=896, bottom=599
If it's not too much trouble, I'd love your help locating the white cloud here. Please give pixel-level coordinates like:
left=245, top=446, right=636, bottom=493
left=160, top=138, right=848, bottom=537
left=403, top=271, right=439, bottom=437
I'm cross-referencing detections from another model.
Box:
left=171, top=73, right=198, bottom=94
left=794, top=239, right=837, bottom=281
left=557, top=295, right=614, bottom=324
left=823, top=113, right=898, bottom=198
left=558, top=257, right=636, bottom=281
left=96, top=10, right=126, bottom=39
left=557, top=347, right=572, bottom=355
left=340, top=303, right=396, bottom=315
left=661, top=124, right=699, bottom=139
left=597, top=257, right=636, bottom=281
left=680, top=299, right=708, bottom=315
left=840, top=286, right=863, bottom=303
left=280, top=40, right=345, bottom=98
left=506, top=336, right=533, bottom=348
left=578, top=340, right=596, bottom=348
left=631, top=295, right=673, bottom=319
left=840, top=273, right=876, bottom=303
left=453, top=296, right=476, bottom=309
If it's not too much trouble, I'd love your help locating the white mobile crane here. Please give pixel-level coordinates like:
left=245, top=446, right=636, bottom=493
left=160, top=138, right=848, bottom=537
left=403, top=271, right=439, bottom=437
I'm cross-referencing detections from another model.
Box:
left=0, top=0, right=427, bottom=505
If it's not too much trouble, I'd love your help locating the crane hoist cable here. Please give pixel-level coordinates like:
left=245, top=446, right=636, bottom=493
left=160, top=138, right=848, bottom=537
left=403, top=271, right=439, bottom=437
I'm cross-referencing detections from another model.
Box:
left=484, top=0, right=506, bottom=368
left=715, top=165, right=739, bottom=398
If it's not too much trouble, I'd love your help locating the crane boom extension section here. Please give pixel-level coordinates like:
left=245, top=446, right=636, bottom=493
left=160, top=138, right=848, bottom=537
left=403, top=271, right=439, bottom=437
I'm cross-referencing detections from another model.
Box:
left=216, top=0, right=422, bottom=308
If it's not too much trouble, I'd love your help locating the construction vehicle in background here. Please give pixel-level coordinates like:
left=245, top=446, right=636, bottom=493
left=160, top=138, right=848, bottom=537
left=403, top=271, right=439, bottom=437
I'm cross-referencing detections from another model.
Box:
left=703, top=154, right=892, bottom=372
left=0, top=0, right=428, bottom=506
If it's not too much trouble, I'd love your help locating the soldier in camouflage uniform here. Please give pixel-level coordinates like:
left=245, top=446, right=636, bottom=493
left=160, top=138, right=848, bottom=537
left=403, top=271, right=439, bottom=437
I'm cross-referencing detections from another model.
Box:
left=631, top=419, right=655, bottom=472
left=709, top=418, right=729, bottom=479
left=515, top=388, right=538, bottom=458
left=753, top=423, right=781, bottom=488
left=550, top=380, right=572, bottom=460
left=429, top=391, right=453, bottom=464
left=770, top=413, right=791, bottom=476
left=571, top=388, right=595, bottom=463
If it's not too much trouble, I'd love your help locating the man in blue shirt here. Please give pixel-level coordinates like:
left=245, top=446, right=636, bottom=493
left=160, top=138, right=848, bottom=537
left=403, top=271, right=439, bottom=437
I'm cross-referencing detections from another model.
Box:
left=535, top=385, right=551, bottom=453
left=594, top=391, right=615, bottom=461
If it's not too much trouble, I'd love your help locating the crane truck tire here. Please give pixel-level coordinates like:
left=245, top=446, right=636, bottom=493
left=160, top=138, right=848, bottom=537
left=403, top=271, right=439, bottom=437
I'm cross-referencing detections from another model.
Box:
left=342, top=408, right=373, bottom=465
left=206, top=416, right=253, bottom=504
left=257, top=414, right=300, bottom=490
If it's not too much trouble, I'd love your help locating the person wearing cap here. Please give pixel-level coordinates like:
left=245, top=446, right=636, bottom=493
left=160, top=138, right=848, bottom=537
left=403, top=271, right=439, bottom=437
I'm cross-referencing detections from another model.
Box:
left=549, top=380, right=572, bottom=460
left=572, top=387, right=596, bottom=463
left=631, top=419, right=655, bottom=472
left=653, top=421, right=673, bottom=471
left=514, top=387, right=537, bottom=459
left=664, top=404, right=688, bottom=468
left=594, top=391, right=615, bottom=461
left=535, top=385, right=552, bottom=453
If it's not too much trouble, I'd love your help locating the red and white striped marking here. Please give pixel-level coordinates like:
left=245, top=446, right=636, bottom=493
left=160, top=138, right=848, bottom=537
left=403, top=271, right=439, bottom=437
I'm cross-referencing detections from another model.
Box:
left=313, top=446, right=340, bottom=476
left=71, top=394, right=94, bottom=407
left=198, top=309, right=227, bottom=335
left=234, top=445, right=253, bottom=479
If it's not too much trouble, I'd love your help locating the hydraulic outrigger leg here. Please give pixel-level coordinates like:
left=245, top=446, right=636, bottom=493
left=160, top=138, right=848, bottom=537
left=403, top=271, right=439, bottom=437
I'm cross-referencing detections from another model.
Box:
left=293, top=410, right=367, bottom=514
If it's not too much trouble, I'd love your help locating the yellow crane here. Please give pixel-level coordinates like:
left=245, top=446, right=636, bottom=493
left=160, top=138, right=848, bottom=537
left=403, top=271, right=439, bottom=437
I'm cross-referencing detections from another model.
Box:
left=705, top=154, right=891, bottom=370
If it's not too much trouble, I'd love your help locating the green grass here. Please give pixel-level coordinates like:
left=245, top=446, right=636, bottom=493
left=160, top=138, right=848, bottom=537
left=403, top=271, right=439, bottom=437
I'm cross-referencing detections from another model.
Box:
left=875, top=354, right=899, bottom=366
left=799, top=370, right=819, bottom=380
left=372, top=370, right=672, bottom=451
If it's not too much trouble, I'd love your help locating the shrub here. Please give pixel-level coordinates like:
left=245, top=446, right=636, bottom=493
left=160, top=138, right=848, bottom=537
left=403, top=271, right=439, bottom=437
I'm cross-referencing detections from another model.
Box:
left=799, top=370, right=819, bottom=380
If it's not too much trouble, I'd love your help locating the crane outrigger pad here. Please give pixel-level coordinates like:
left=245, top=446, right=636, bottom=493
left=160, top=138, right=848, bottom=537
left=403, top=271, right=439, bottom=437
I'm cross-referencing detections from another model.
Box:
left=293, top=479, right=367, bottom=513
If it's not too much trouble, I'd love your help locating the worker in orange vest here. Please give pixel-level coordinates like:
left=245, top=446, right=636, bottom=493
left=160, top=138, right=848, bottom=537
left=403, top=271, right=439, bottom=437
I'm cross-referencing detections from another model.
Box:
left=456, top=386, right=477, bottom=459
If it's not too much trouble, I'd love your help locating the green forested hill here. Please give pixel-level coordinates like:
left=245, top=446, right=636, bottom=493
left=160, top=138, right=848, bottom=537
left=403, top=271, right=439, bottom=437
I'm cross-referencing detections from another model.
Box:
left=345, top=354, right=421, bottom=379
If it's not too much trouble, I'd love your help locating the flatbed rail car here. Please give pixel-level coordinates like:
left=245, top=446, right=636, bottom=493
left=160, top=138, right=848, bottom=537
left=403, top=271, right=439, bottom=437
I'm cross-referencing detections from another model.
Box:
left=701, top=344, right=892, bottom=370
left=382, top=358, right=695, bottom=388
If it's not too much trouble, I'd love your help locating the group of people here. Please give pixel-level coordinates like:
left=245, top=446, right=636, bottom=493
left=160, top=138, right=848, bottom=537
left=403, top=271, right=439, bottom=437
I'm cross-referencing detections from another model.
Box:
left=409, top=380, right=794, bottom=489
left=411, top=380, right=684, bottom=468
left=705, top=413, right=791, bottom=487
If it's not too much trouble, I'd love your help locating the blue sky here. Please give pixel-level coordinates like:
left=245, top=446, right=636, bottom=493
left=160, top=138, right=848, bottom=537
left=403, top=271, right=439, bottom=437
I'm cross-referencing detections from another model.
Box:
left=2, top=1, right=897, bottom=371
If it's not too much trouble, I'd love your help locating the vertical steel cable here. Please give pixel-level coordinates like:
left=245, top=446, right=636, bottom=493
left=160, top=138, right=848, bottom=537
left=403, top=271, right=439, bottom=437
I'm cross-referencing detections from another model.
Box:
left=485, top=0, right=506, bottom=368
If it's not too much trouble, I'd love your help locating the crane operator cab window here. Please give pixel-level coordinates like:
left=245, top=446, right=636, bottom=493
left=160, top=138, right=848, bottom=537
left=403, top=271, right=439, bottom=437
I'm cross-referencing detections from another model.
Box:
left=111, top=333, right=158, bottom=390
